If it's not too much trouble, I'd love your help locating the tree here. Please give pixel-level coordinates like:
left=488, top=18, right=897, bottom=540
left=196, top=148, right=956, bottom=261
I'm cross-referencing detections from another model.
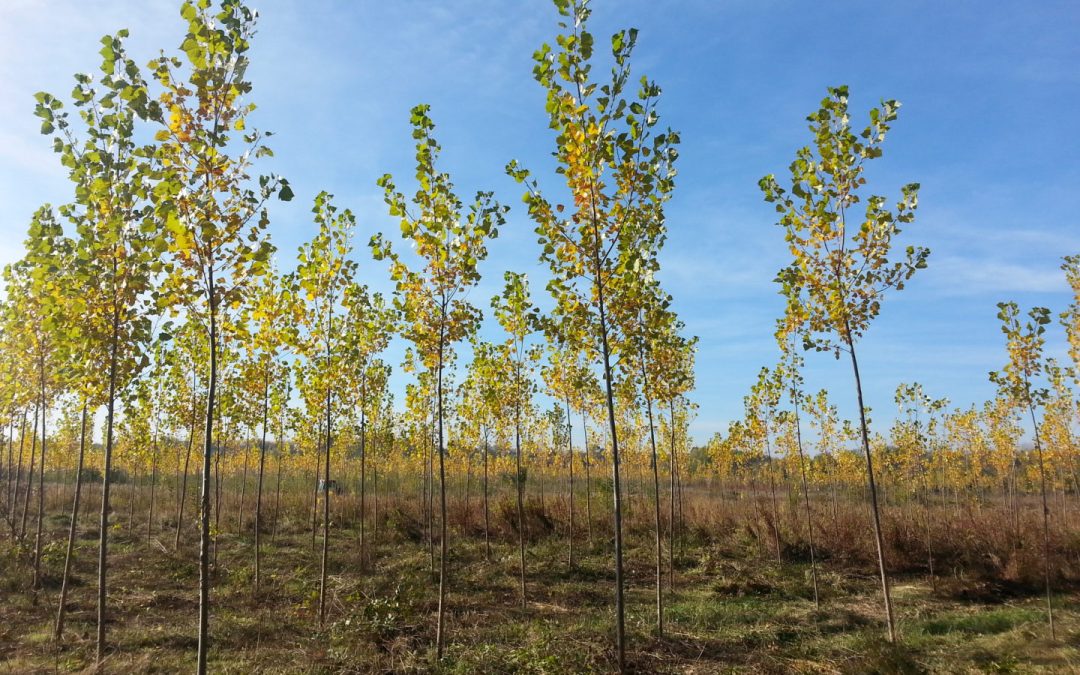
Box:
left=990, top=301, right=1055, bottom=638
left=760, top=85, right=927, bottom=642
left=340, top=282, right=396, bottom=569
left=775, top=327, right=819, bottom=606
left=492, top=271, right=542, bottom=608
left=295, top=193, right=357, bottom=624
left=7, top=211, right=69, bottom=606
left=35, top=30, right=163, bottom=651
left=507, top=2, right=679, bottom=665
left=371, top=104, right=504, bottom=658
left=243, top=266, right=297, bottom=595
left=149, top=2, right=291, bottom=669
left=1063, top=255, right=1080, bottom=371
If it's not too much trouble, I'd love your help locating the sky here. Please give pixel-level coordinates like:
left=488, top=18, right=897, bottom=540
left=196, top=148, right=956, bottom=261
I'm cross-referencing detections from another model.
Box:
left=1, top=0, right=1078, bottom=443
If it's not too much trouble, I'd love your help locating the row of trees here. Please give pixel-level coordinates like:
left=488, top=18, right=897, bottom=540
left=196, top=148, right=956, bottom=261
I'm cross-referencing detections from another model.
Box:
left=2, top=0, right=1075, bottom=671
left=0, top=0, right=696, bottom=670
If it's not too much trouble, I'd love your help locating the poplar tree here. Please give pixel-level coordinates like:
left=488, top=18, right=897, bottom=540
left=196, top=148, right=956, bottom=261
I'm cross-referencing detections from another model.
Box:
left=760, top=85, right=927, bottom=642
left=371, top=104, right=504, bottom=658
left=149, top=2, right=291, bottom=669
left=507, top=2, right=679, bottom=664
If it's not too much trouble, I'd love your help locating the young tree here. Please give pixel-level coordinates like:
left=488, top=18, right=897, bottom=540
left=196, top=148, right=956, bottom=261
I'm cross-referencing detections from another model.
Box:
left=37, top=32, right=163, bottom=650
left=371, top=104, right=504, bottom=658
left=244, top=266, right=297, bottom=595
left=492, top=271, right=542, bottom=608
left=149, top=2, right=291, bottom=669
left=8, top=210, right=69, bottom=605
left=340, top=283, right=396, bottom=569
left=775, top=327, right=819, bottom=606
left=507, top=2, right=679, bottom=664
left=760, top=86, right=928, bottom=642
left=990, top=302, right=1056, bottom=638
left=295, top=193, right=357, bottom=624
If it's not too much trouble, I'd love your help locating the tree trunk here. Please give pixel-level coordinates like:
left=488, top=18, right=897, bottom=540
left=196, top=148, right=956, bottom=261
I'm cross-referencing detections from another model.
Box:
left=582, top=409, right=593, bottom=547
left=255, top=368, right=270, bottom=595
left=175, top=373, right=197, bottom=550
left=640, top=352, right=663, bottom=636
left=434, top=332, right=449, bottom=659
left=311, top=439, right=321, bottom=552
left=31, top=356, right=48, bottom=606
left=196, top=274, right=219, bottom=675
left=565, top=397, right=574, bottom=569
left=792, top=398, right=820, bottom=607
left=483, top=427, right=491, bottom=561
left=359, top=379, right=367, bottom=569
left=272, top=440, right=284, bottom=543
left=97, top=303, right=121, bottom=663
left=7, top=409, right=27, bottom=534
left=594, top=271, right=626, bottom=672
left=846, top=333, right=896, bottom=643
left=318, top=323, right=334, bottom=626
left=19, top=407, right=38, bottom=541
left=148, top=435, right=159, bottom=543
left=668, top=401, right=678, bottom=589
left=515, top=394, right=527, bottom=609
left=1028, top=401, right=1055, bottom=639
left=237, top=442, right=249, bottom=536
left=55, top=401, right=88, bottom=639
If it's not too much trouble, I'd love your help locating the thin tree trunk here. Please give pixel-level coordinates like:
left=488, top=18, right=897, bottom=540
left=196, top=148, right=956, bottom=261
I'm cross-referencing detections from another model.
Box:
left=237, top=443, right=250, bottom=536
left=128, top=463, right=138, bottom=538
left=31, top=390, right=49, bottom=602
left=483, top=427, right=491, bottom=561
left=97, top=303, right=121, bottom=663
left=318, top=322, right=334, bottom=626
left=846, top=333, right=896, bottom=643
left=272, top=440, right=284, bottom=543
left=640, top=352, right=664, bottom=636
left=359, top=379, right=367, bottom=569
left=565, top=396, right=575, bottom=569
left=668, top=401, right=678, bottom=589
left=175, top=372, right=197, bottom=550
left=148, top=435, right=159, bottom=543
left=19, top=407, right=39, bottom=541
left=582, top=409, right=593, bottom=547
left=792, top=398, right=820, bottom=607
left=255, top=368, right=270, bottom=595
left=8, top=409, right=27, bottom=533
left=196, top=275, right=219, bottom=675
left=55, top=401, right=88, bottom=639
left=1028, top=401, right=1055, bottom=639
left=434, top=332, right=449, bottom=659
left=763, top=427, right=782, bottom=566
left=311, top=441, right=322, bottom=552
left=594, top=267, right=626, bottom=671
left=515, top=397, right=527, bottom=609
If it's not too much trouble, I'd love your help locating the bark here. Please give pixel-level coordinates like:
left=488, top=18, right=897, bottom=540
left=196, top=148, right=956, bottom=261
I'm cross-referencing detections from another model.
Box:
left=846, top=333, right=896, bottom=643
left=97, top=302, right=121, bottom=663
left=175, top=372, right=197, bottom=550
left=55, top=401, right=88, bottom=639
left=196, top=273, right=219, bottom=675
left=255, top=368, right=270, bottom=595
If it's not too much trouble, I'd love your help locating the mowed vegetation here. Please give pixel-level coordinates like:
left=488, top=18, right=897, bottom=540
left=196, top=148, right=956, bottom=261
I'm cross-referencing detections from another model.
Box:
left=5, top=485, right=1080, bottom=673
left=2, top=0, right=1080, bottom=673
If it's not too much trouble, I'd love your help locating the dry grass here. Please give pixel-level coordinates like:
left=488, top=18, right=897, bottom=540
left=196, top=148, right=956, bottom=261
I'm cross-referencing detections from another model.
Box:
left=2, top=478, right=1080, bottom=672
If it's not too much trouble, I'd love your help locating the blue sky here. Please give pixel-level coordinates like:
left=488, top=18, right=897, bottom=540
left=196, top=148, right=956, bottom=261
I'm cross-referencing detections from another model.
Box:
left=1, top=0, right=1077, bottom=442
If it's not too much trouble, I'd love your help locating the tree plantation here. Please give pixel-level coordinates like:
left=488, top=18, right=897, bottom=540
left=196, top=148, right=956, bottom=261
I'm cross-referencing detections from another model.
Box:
left=3, top=1, right=1080, bottom=673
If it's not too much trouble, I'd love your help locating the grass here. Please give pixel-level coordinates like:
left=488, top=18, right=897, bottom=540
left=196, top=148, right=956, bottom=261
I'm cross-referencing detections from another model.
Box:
left=2, top=499, right=1080, bottom=673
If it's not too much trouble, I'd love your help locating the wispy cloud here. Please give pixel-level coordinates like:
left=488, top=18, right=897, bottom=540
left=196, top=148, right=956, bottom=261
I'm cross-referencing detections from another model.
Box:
left=928, top=255, right=1069, bottom=295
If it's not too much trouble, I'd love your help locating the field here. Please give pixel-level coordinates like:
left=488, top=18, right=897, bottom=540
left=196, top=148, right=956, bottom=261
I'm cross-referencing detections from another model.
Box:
left=4, top=478, right=1080, bottom=673
left=1, top=0, right=1078, bottom=673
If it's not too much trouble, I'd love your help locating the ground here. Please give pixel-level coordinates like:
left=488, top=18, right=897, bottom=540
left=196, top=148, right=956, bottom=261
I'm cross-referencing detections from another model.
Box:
left=3, top=503, right=1079, bottom=674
